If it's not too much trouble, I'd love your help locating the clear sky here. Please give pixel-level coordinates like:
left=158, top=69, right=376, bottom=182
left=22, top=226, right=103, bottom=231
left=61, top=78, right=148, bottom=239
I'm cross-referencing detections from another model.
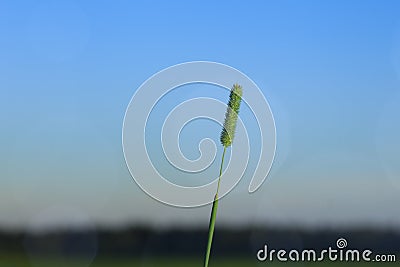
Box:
left=1, top=0, right=400, bottom=231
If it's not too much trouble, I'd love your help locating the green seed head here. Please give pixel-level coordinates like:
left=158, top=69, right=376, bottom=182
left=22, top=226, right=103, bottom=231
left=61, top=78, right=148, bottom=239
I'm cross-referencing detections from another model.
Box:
left=220, top=84, right=243, bottom=147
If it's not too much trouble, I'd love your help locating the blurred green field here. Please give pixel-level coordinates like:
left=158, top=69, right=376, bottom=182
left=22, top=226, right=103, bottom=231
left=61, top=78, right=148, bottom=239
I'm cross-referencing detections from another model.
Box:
left=0, top=254, right=398, bottom=267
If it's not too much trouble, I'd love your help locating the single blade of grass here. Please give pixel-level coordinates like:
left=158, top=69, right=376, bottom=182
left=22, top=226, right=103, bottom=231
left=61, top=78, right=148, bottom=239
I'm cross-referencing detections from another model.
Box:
left=204, top=84, right=242, bottom=267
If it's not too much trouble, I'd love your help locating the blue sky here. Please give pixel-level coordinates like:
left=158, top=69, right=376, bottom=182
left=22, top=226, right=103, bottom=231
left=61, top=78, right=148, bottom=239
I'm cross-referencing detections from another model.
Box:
left=1, top=0, right=400, bottom=230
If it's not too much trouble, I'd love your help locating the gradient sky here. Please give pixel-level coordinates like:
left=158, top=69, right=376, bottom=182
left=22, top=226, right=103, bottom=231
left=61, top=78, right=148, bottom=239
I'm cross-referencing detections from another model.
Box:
left=1, top=0, right=400, bottom=231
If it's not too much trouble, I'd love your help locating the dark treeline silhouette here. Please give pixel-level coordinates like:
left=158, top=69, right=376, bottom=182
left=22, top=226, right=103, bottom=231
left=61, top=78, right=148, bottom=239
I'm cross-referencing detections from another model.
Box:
left=1, top=227, right=399, bottom=258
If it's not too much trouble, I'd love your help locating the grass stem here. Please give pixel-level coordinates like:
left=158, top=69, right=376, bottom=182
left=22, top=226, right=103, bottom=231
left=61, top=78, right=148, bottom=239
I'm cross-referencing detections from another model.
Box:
left=204, top=146, right=227, bottom=267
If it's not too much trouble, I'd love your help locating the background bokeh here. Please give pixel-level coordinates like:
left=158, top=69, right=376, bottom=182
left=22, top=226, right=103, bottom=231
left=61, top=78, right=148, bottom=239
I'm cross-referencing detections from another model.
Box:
left=1, top=0, right=400, bottom=266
